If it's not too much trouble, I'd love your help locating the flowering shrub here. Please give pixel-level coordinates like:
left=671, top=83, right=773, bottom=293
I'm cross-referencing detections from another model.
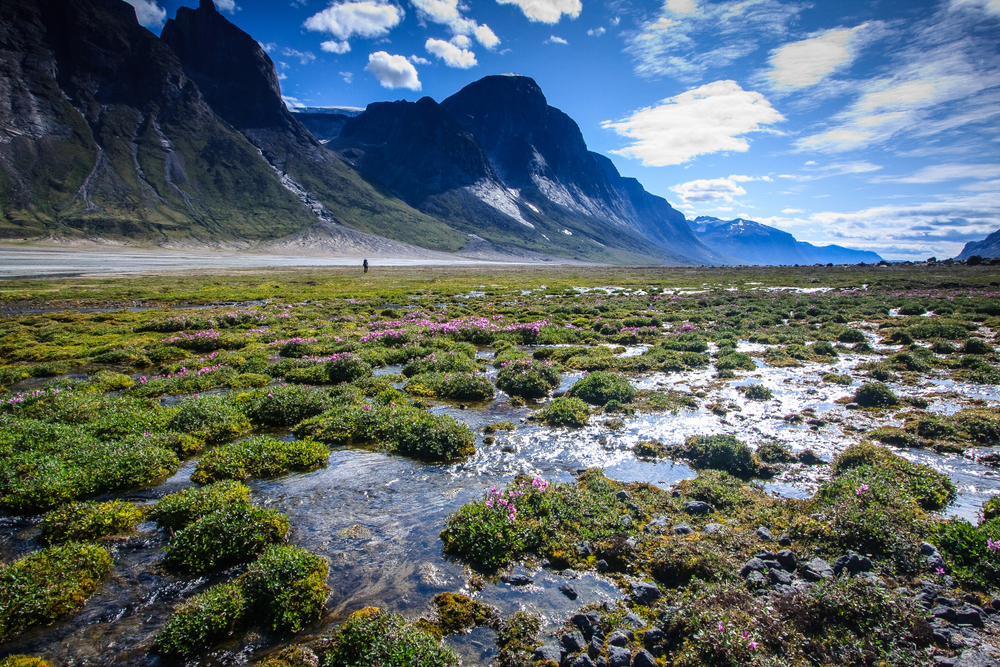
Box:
left=163, top=504, right=289, bottom=574
left=494, top=359, right=560, bottom=399
left=191, top=435, right=329, bottom=483
left=402, top=351, right=478, bottom=378
left=567, top=371, right=635, bottom=406
left=403, top=372, right=495, bottom=401
left=239, top=384, right=344, bottom=427
left=167, top=395, right=251, bottom=444
left=535, top=396, right=590, bottom=427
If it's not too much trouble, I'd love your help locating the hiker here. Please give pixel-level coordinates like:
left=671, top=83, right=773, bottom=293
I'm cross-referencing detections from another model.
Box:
left=363, top=259, right=369, bottom=273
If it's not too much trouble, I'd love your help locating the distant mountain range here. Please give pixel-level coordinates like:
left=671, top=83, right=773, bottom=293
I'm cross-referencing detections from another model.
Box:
left=0, top=0, right=877, bottom=266
left=687, top=217, right=883, bottom=265
left=956, top=229, right=1000, bottom=260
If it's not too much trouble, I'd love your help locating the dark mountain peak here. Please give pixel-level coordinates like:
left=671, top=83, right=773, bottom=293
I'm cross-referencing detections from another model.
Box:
left=161, top=0, right=285, bottom=129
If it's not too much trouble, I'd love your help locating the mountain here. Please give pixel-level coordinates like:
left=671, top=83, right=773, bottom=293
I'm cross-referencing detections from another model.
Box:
left=326, top=75, right=728, bottom=265
left=0, top=0, right=313, bottom=242
left=956, top=229, right=1000, bottom=260
left=0, top=0, right=730, bottom=265
left=688, top=217, right=883, bottom=265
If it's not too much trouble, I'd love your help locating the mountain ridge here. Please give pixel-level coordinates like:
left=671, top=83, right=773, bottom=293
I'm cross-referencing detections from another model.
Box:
left=956, top=229, right=1000, bottom=260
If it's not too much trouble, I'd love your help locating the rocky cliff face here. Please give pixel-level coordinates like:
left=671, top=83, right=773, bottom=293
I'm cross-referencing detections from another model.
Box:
left=689, top=216, right=883, bottom=265
left=956, top=229, right=1000, bottom=260
left=0, top=0, right=314, bottom=241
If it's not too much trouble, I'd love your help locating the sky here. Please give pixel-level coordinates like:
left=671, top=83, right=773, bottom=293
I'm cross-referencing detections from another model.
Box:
left=130, top=0, right=1000, bottom=260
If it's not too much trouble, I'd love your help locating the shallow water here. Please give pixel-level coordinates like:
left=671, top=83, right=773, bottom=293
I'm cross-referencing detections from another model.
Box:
left=2, top=337, right=999, bottom=665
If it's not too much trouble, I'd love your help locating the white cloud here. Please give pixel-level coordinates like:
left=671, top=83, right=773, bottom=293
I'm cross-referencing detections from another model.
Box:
left=951, top=0, right=1000, bottom=17
left=410, top=0, right=501, bottom=49
left=547, top=35, right=568, bottom=45
left=321, top=40, right=352, bottom=54
left=796, top=3, right=999, bottom=153
left=781, top=208, right=803, bottom=214
left=670, top=175, right=754, bottom=203
left=602, top=80, right=785, bottom=166
left=281, top=48, right=317, bottom=64
left=340, top=71, right=354, bottom=83
left=425, top=38, right=477, bottom=68
left=881, top=163, right=1000, bottom=183
left=125, top=0, right=166, bottom=28
left=626, top=0, right=801, bottom=80
left=495, top=0, right=582, bottom=24
left=451, top=34, right=471, bottom=48
left=766, top=25, right=867, bottom=89
left=215, top=0, right=239, bottom=13
left=304, top=2, right=403, bottom=43
left=781, top=160, right=883, bottom=181
left=410, top=55, right=431, bottom=64
left=282, top=95, right=305, bottom=109
left=366, top=51, right=422, bottom=89
left=588, top=27, right=606, bottom=36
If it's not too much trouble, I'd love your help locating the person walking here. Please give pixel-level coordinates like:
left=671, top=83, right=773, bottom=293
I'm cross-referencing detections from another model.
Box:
left=363, top=258, right=369, bottom=273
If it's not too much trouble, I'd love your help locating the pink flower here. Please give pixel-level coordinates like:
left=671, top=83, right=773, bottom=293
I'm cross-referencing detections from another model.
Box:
left=855, top=483, right=870, bottom=496
left=936, top=567, right=946, bottom=576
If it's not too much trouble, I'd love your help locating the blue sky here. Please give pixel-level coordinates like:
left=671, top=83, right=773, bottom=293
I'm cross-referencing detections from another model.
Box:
left=131, top=0, right=999, bottom=260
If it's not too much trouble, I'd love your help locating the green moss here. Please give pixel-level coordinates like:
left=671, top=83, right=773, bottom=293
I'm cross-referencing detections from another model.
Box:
left=830, top=442, right=956, bottom=510
left=0, top=657, right=55, bottom=667
left=294, top=402, right=475, bottom=462
left=567, top=371, right=635, bottom=406
left=86, top=370, right=134, bottom=391
left=167, top=395, right=251, bottom=444
left=494, top=358, right=561, bottom=398
left=40, top=499, right=144, bottom=543
left=0, top=543, right=112, bottom=642
left=256, top=647, right=321, bottom=667
left=422, top=591, right=497, bottom=637
left=535, top=396, right=590, bottom=427
left=676, top=470, right=768, bottom=510
left=243, top=545, right=331, bottom=633
left=494, top=611, right=541, bottom=667
left=667, top=435, right=760, bottom=479
left=320, top=607, right=461, bottom=667
left=148, top=480, right=252, bottom=530
left=228, top=372, right=271, bottom=388
left=191, top=435, right=329, bottom=483
left=737, top=384, right=773, bottom=401
left=756, top=441, right=796, bottom=464
left=935, top=518, right=1000, bottom=587
left=403, top=372, right=495, bottom=400
left=821, top=373, right=853, bottom=385
left=163, top=504, right=289, bottom=574
left=852, top=382, right=899, bottom=408
left=715, top=352, right=755, bottom=371
left=155, top=581, right=249, bottom=657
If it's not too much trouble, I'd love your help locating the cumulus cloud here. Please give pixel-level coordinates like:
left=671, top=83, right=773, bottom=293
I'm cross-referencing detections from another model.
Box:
left=547, top=35, right=568, bottom=45
left=602, top=80, right=785, bottom=166
left=411, top=0, right=501, bottom=49
left=495, top=0, right=582, bottom=24
left=451, top=34, right=471, bottom=48
left=304, top=2, right=404, bottom=47
left=340, top=71, right=354, bottom=83
left=366, top=51, right=422, bottom=89
left=781, top=208, right=803, bottom=214
left=766, top=25, right=869, bottom=90
left=588, top=27, right=606, bottom=36
left=321, top=40, right=352, bottom=54
left=215, top=0, right=239, bottom=12
left=281, top=48, right=317, bottom=64
left=410, top=55, right=431, bottom=64
left=425, top=38, right=477, bottom=68
left=626, top=0, right=801, bottom=81
left=670, top=175, right=757, bottom=203
left=125, top=0, right=166, bottom=28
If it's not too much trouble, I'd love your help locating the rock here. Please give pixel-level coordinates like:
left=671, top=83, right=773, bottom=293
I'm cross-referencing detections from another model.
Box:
left=778, top=533, right=792, bottom=546
left=534, top=645, right=565, bottom=662
left=775, top=549, right=797, bottom=571
left=616, top=490, right=631, bottom=501
left=927, top=552, right=948, bottom=572
left=673, top=523, right=694, bottom=535
left=588, top=638, right=602, bottom=659
left=797, top=449, right=825, bottom=464
left=572, top=655, right=597, bottom=667
left=633, top=651, right=657, bottom=667
left=607, top=645, right=631, bottom=667
left=644, top=515, right=671, bottom=532
left=955, top=649, right=1000, bottom=667
left=622, top=612, right=644, bottom=628
left=502, top=573, right=533, bottom=586
left=643, top=627, right=666, bottom=647
left=756, top=526, right=774, bottom=542
left=833, top=550, right=873, bottom=577
left=799, top=557, right=834, bottom=581
left=631, top=581, right=661, bottom=606
left=577, top=541, right=593, bottom=557
left=769, top=568, right=793, bottom=586
left=597, top=559, right=609, bottom=573
left=596, top=659, right=609, bottom=667
left=746, top=571, right=768, bottom=588
left=854, top=571, right=884, bottom=585
left=559, top=584, right=579, bottom=600
left=933, top=605, right=985, bottom=628
left=607, top=630, right=631, bottom=647
left=845, top=403, right=861, bottom=411
left=562, top=631, right=587, bottom=653
left=920, top=542, right=938, bottom=556
left=992, top=597, right=1000, bottom=611
left=739, top=558, right=768, bottom=578
left=572, top=613, right=594, bottom=632
left=704, top=523, right=724, bottom=534
left=771, top=583, right=796, bottom=596
left=685, top=501, right=714, bottom=514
